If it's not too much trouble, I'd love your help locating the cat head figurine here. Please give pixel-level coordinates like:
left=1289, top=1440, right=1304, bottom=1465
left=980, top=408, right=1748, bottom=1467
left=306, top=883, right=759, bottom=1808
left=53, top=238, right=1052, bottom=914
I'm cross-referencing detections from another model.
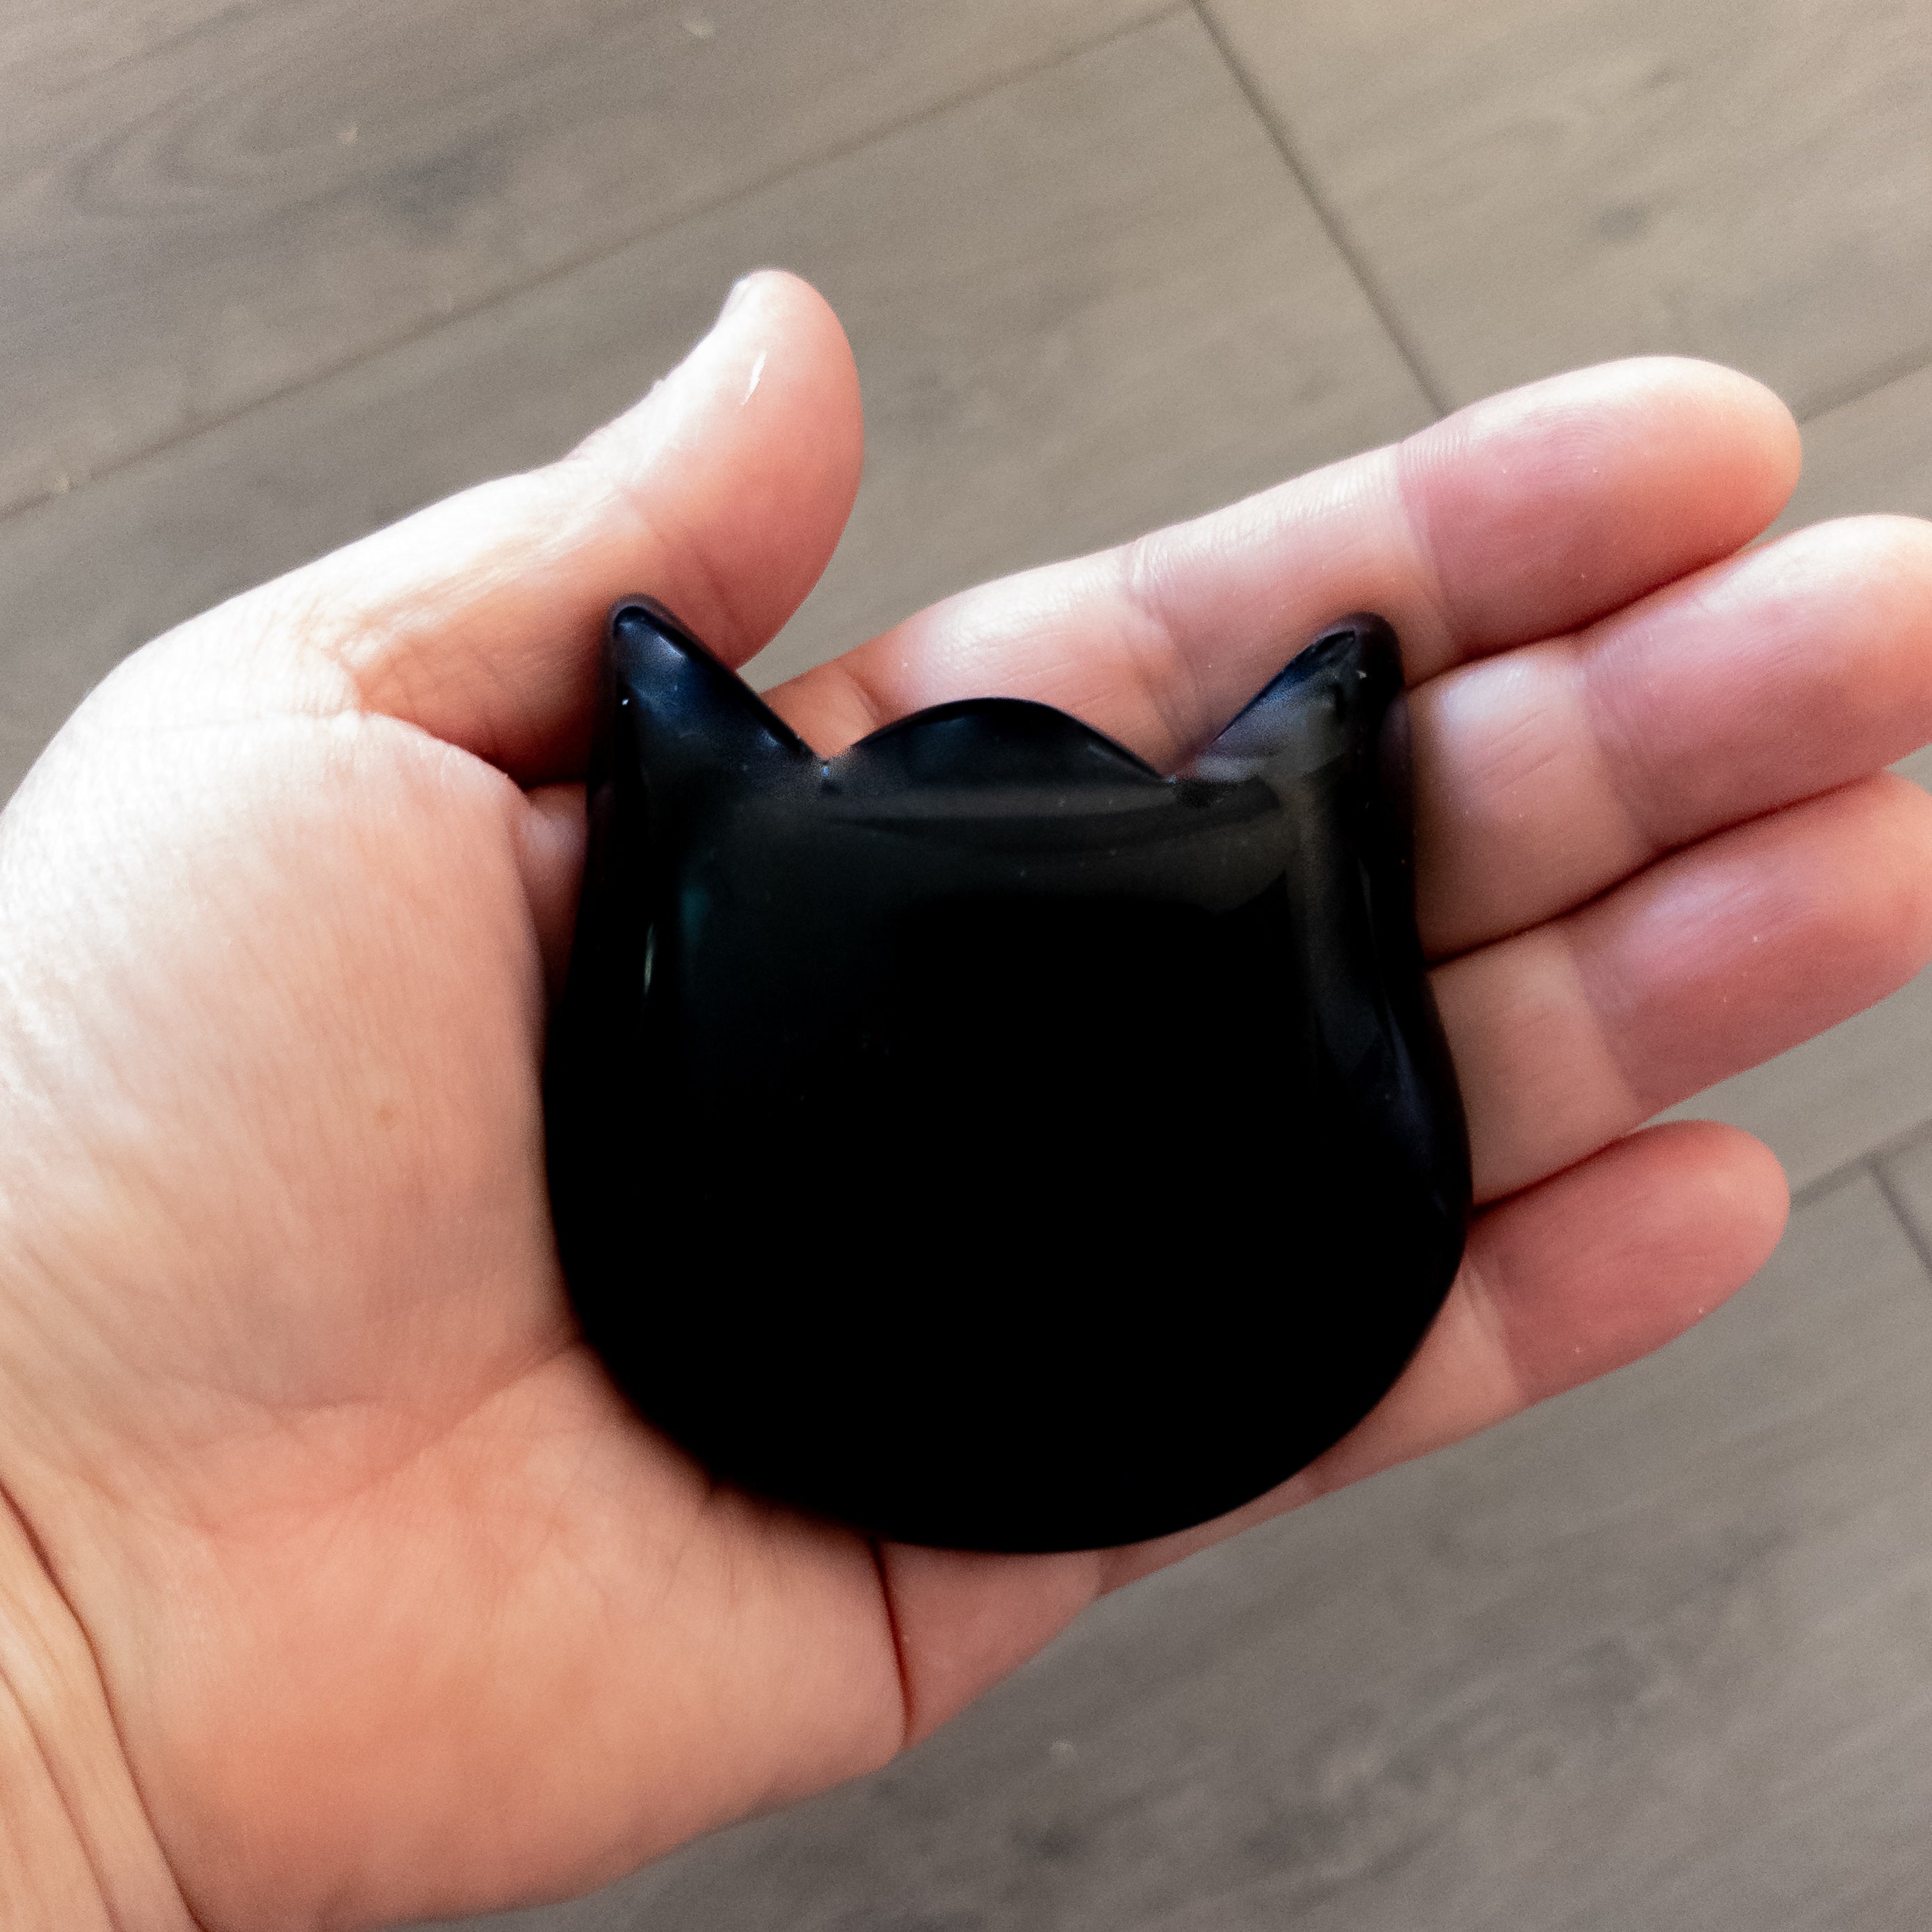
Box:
left=544, top=600, right=1470, bottom=1552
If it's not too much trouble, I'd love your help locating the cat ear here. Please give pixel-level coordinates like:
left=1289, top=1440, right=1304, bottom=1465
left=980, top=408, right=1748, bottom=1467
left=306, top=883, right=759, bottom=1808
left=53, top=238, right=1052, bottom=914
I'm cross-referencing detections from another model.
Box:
left=596, top=599, right=814, bottom=793
left=1183, top=615, right=1403, bottom=784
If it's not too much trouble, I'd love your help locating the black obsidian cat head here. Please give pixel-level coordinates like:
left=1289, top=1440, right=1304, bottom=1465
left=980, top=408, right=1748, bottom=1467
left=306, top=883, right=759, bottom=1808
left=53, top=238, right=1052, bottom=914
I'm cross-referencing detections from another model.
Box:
left=545, top=601, right=1470, bottom=1552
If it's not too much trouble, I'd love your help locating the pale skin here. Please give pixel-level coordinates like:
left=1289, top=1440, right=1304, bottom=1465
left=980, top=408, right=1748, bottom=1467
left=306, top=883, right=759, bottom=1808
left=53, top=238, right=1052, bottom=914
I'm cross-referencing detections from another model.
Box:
left=2, top=271, right=1931, bottom=1931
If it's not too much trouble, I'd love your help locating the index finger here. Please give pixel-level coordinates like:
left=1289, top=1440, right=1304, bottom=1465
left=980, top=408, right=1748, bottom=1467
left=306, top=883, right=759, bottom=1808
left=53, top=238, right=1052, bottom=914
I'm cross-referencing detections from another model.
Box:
left=771, top=358, right=1800, bottom=763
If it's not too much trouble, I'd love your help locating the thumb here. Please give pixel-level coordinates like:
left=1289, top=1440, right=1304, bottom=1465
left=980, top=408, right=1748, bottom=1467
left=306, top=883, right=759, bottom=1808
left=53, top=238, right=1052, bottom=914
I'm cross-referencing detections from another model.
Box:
left=159, top=268, right=864, bottom=782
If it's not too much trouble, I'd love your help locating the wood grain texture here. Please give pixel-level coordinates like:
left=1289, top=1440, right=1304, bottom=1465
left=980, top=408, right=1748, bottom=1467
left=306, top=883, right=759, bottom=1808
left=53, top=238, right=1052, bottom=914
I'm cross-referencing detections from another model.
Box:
left=0, top=0, right=1171, bottom=518
left=749, top=12, right=1436, bottom=689
left=429, top=1174, right=1932, bottom=1931
left=0, top=11, right=1431, bottom=803
left=1203, top=0, right=1932, bottom=417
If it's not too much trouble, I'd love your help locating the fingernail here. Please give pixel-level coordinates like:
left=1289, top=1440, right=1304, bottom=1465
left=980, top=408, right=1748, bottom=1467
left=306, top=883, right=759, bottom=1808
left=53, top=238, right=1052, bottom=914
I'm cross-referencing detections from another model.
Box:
left=716, top=274, right=757, bottom=326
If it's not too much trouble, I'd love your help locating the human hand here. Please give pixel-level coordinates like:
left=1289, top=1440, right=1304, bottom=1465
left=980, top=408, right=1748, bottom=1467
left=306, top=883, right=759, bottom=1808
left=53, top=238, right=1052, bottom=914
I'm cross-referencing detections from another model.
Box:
left=2, top=272, right=1928, bottom=1931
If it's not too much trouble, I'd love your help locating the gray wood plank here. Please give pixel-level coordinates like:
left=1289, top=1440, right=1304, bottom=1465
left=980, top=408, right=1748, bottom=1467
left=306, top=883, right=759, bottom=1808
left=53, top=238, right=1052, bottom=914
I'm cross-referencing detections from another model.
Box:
left=0, top=10, right=1432, bottom=804
left=1874, top=1128, right=1932, bottom=1263
left=432, top=1172, right=1932, bottom=1930
left=1203, top=0, right=1932, bottom=418
left=0, top=0, right=1171, bottom=520
left=1776, top=360, right=1932, bottom=534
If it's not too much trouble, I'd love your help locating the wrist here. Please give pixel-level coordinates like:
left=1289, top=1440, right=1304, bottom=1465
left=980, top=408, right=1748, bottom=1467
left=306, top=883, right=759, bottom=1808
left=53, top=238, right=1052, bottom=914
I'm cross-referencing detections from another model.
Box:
left=0, top=1487, right=197, bottom=1931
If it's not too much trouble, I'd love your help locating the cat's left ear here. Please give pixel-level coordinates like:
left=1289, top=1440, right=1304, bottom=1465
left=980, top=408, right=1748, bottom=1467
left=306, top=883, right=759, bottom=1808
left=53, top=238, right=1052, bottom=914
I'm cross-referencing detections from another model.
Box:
left=598, top=600, right=815, bottom=794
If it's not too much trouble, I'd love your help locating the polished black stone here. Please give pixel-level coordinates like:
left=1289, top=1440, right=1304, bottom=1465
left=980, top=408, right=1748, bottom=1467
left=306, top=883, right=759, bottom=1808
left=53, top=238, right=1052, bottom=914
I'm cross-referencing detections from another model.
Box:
left=544, top=601, right=1470, bottom=1552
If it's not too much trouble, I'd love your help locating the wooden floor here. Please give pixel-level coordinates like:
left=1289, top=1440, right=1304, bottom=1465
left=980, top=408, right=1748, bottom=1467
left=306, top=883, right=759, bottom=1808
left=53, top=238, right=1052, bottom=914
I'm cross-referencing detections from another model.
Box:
left=8, top=3, right=1932, bottom=1927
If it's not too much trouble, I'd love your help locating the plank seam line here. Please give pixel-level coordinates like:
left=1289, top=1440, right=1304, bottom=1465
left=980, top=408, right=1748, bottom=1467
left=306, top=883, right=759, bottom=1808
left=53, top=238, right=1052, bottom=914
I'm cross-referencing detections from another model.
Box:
left=1, top=1, right=1191, bottom=533
left=1867, top=1153, right=1932, bottom=1284
left=1787, top=1113, right=1932, bottom=1212
left=1190, top=1, right=1450, bottom=420
left=1795, top=347, right=1932, bottom=428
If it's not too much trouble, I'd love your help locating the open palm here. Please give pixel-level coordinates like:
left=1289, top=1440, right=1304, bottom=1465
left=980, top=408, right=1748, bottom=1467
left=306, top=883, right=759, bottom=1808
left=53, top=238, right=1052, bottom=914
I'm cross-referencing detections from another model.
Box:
left=3, top=273, right=1929, bottom=1932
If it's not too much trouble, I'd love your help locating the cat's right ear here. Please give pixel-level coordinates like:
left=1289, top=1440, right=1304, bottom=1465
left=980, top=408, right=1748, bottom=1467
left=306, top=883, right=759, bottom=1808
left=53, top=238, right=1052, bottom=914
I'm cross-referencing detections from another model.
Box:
left=594, top=599, right=814, bottom=794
